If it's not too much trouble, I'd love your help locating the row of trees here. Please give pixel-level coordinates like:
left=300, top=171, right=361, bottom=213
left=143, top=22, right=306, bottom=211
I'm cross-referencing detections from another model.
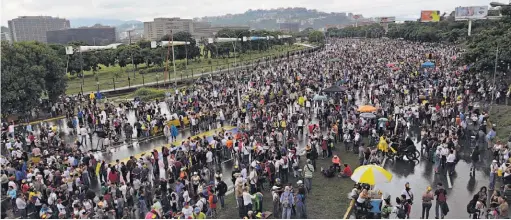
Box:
left=1, top=29, right=296, bottom=115
left=326, top=7, right=511, bottom=73
left=203, top=29, right=295, bottom=58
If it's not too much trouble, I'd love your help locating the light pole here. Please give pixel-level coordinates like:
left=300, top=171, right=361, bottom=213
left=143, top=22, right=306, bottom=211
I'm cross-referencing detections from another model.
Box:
left=127, top=29, right=136, bottom=79
left=491, top=45, right=499, bottom=107
left=219, top=32, right=244, bottom=108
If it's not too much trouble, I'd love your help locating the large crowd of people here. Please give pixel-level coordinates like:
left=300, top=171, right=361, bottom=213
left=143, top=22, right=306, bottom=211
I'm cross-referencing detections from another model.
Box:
left=1, top=38, right=511, bottom=219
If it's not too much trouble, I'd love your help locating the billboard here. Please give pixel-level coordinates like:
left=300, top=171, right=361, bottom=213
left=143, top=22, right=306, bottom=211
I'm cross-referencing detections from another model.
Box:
left=420, top=10, right=440, bottom=22
left=378, top=17, right=396, bottom=23
left=455, top=6, right=488, bottom=20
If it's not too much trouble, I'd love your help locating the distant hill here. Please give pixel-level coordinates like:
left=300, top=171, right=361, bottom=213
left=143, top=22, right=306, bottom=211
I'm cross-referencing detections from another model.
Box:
left=69, top=18, right=142, bottom=28
left=195, top=7, right=353, bottom=30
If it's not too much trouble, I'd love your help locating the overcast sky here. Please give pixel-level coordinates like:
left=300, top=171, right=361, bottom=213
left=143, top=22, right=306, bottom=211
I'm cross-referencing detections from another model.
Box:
left=1, top=0, right=493, bottom=25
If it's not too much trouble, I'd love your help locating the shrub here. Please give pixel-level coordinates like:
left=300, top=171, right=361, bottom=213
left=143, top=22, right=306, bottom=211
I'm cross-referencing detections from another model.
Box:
left=133, top=87, right=166, bottom=101
left=140, top=66, right=165, bottom=75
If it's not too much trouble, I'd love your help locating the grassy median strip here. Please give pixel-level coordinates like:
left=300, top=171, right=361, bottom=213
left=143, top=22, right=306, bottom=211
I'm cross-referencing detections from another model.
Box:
left=66, top=45, right=305, bottom=95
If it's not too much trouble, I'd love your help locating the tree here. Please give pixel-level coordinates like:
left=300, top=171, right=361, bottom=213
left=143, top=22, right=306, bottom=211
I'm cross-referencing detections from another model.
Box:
left=308, top=31, right=325, bottom=44
left=1, top=41, right=67, bottom=114
left=160, top=32, right=201, bottom=62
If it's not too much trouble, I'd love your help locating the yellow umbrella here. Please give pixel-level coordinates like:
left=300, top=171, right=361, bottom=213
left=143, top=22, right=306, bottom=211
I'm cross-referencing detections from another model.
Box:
left=358, top=105, right=377, bottom=113
left=351, top=165, right=393, bottom=185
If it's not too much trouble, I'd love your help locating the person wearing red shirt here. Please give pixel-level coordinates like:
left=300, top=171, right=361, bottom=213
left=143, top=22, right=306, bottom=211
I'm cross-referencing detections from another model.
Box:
left=108, top=169, right=119, bottom=184
left=340, top=164, right=352, bottom=178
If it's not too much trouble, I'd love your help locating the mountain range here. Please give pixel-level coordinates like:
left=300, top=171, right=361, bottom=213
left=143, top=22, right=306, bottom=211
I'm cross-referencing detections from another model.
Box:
left=195, top=7, right=355, bottom=30
left=69, top=18, right=142, bottom=28
left=69, top=8, right=356, bottom=31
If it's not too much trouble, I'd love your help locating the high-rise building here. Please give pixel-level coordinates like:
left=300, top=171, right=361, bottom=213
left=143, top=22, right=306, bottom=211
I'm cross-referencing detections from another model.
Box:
left=8, top=16, right=70, bottom=42
left=46, top=25, right=116, bottom=45
left=143, top=17, right=194, bottom=41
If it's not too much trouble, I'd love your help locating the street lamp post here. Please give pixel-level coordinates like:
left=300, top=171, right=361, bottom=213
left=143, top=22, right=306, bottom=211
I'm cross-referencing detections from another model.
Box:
left=128, top=30, right=136, bottom=79
left=491, top=46, right=499, bottom=108
left=219, top=32, right=244, bottom=108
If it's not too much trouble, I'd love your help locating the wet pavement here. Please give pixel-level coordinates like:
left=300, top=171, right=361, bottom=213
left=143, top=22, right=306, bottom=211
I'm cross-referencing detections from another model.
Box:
left=375, top=127, right=492, bottom=219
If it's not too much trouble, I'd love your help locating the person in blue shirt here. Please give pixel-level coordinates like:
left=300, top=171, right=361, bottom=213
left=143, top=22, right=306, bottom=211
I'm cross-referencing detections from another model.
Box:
left=7, top=186, right=17, bottom=212
left=280, top=186, right=294, bottom=219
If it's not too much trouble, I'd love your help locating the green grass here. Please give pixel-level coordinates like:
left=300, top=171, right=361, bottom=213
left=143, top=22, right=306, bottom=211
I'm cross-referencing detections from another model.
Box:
left=66, top=44, right=305, bottom=95
left=489, top=105, right=511, bottom=141
left=217, top=144, right=360, bottom=219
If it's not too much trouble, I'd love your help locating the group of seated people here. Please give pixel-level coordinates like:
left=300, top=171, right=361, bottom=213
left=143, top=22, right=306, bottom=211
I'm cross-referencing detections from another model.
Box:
left=321, top=162, right=352, bottom=178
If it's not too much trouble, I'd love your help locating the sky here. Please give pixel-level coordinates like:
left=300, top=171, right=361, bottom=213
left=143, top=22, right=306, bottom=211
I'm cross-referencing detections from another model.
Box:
left=1, top=0, right=495, bottom=25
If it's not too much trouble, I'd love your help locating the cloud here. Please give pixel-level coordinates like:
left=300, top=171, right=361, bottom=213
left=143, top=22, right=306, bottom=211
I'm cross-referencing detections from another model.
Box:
left=1, top=0, right=492, bottom=25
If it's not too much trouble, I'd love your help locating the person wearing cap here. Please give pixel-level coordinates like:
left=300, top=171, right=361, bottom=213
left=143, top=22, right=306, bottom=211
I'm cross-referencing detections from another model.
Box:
left=280, top=186, right=294, bottom=219
left=490, top=159, right=499, bottom=190
left=303, top=159, right=314, bottom=193
left=422, top=186, right=434, bottom=219
left=295, top=181, right=307, bottom=219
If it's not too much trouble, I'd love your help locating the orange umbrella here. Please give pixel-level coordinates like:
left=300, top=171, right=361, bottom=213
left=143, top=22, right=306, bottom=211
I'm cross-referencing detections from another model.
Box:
left=358, top=105, right=377, bottom=113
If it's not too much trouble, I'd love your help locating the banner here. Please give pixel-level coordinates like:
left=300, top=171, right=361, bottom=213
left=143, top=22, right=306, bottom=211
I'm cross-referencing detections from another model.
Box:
left=455, top=6, right=488, bottom=20
left=378, top=17, right=396, bottom=23
left=420, top=10, right=440, bottom=22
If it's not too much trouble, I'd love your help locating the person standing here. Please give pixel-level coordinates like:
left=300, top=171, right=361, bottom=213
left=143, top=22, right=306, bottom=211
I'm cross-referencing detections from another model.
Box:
left=242, top=188, right=252, bottom=217
left=422, top=186, right=434, bottom=219
left=80, top=125, right=88, bottom=147
left=434, top=183, right=448, bottom=219
left=303, top=159, right=314, bottom=193
left=490, top=160, right=499, bottom=191
left=16, top=193, right=27, bottom=218
left=216, top=177, right=228, bottom=209
left=280, top=186, right=294, bottom=219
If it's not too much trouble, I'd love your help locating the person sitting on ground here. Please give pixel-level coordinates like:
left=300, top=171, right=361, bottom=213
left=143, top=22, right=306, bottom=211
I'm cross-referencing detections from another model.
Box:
left=339, top=164, right=352, bottom=178
left=321, top=166, right=336, bottom=178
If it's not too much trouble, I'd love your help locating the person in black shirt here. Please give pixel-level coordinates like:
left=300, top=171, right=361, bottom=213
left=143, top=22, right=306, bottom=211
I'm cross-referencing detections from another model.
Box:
left=216, top=177, right=228, bottom=208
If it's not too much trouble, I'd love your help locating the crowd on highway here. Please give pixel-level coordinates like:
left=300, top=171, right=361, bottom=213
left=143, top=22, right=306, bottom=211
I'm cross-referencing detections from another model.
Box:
left=2, top=38, right=511, bottom=219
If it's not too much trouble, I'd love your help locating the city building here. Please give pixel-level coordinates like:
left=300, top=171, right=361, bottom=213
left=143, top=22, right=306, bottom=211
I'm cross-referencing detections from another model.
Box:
left=279, top=22, right=300, bottom=33
left=143, top=17, right=194, bottom=41
left=144, top=17, right=250, bottom=41
left=46, top=25, right=116, bottom=45
left=8, top=16, right=70, bottom=42
left=1, top=27, right=11, bottom=42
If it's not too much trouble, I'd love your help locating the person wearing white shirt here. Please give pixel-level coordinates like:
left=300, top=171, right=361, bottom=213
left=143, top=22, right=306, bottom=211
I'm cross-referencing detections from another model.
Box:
left=206, top=150, right=213, bottom=167
left=249, top=169, right=258, bottom=193
left=297, top=118, right=304, bottom=135
left=241, top=167, right=248, bottom=180
left=446, top=150, right=456, bottom=175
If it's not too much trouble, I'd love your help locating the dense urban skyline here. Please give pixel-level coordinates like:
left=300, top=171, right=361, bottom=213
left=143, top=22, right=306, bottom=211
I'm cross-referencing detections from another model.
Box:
left=1, top=0, right=492, bottom=25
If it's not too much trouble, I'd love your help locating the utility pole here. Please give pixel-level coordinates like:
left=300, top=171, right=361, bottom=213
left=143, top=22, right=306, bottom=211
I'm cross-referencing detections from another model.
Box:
left=80, top=50, right=84, bottom=94
left=491, top=45, right=499, bottom=109
left=128, top=29, right=136, bottom=79
left=171, top=30, right=177, bottom=88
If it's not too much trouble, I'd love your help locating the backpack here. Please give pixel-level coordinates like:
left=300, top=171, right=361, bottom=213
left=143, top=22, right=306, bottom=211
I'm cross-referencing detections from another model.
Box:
left=396, top=205, right=406, bottom=219
left=212, top=195, right=218, bottom=204
left=437, top=190, right=446, bottom=202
